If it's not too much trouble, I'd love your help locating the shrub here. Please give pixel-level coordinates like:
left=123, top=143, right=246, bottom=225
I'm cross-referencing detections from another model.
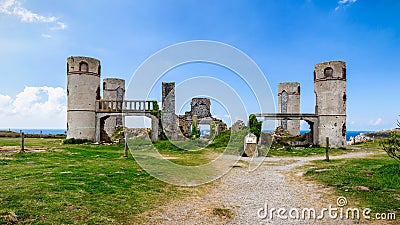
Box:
left=248, top=114, right=262, bottom=141
left=63, top=138, right=92, bottom=144
left=208, top=130, right=231, bottom=148
left=381, top=132, right=400, bottom=162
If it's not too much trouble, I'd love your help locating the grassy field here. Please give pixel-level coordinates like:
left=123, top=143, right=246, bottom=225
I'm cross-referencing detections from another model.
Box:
left=0, top=138, right=207, bottom=224
left=304, top=148, right=400, bottom=219
left=2, top=135, right=398, bottom=224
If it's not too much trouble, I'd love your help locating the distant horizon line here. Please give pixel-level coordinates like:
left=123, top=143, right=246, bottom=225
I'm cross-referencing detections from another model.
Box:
left=0, top=128, right=385, bottom=132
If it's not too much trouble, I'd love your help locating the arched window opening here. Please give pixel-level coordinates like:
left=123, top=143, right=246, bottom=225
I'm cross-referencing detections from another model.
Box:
left=324, top=67, right=333, bottom=78
left=79, top=61, right=89, bottom=72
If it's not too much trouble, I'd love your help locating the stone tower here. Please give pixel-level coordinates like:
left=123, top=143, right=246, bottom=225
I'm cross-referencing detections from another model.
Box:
left=278, top=82, right=300, bottom=136
left=102, top=78, right=125, bottom=137
left=67, top=56, right=101, bottom=141
left=314, top=61, right=347, bottom=148
left=162, top=82, right=178, bottom=140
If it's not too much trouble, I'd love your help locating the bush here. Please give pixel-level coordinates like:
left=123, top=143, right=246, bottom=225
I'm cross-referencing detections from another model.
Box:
left=381, top=132, right=400, bottom=162
left=63, top=138, right=92, bottom=144
left=248, top=114, right=262, bottom=141
left=208, top=130, right=231, bottom=148
left=111, top=126, right=124, bottom=142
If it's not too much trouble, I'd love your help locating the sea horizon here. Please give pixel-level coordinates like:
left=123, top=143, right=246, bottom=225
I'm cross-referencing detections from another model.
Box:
left=0, top=128, right=380, bottom=141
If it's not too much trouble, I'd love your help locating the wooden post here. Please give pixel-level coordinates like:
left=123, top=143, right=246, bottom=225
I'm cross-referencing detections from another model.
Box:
left=325, top=137, right=329, bottom=162
left=124, top=133, right=128, bottom=158
left=20, top=132, right=25, bottom=153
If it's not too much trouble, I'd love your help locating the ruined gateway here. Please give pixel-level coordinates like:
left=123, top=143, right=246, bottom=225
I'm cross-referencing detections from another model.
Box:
left=67, top=56, right=346, bottom=148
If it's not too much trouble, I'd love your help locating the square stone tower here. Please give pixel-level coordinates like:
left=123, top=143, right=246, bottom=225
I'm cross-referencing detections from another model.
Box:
left=162, top=82, right=178, bottom=140
left=314, top=61, right=346, bottom=148
left=278, top=82, right=300, bottom=136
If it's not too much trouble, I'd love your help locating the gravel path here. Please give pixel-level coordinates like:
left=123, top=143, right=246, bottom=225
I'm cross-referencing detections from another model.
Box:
left=140, top=151, right=374, bottom=224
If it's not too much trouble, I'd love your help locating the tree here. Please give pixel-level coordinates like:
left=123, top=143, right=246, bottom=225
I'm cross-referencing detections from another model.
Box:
left=382, top=116, right=400, bottom=162
left=248, top=114, right=262, bottom=141
left=382, top=132, right=400, bottom=162
left=190, top=123, right=199, bottom=139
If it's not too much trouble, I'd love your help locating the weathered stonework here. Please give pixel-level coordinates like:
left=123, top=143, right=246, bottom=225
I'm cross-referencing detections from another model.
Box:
left=190, top=98, right=211, bottom=118
left=278, top=82, right=300, bottom=136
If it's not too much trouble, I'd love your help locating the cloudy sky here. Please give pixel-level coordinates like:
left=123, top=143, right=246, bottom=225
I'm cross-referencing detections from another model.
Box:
left=0, top=0, right=399, bottom=130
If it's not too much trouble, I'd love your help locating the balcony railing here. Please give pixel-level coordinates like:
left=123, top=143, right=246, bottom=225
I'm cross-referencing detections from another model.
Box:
left=96, top=100, right=155, bottom=113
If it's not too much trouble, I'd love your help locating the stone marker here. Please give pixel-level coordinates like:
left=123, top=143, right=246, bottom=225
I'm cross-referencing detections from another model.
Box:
left=244, top=133, right=258, bottom=157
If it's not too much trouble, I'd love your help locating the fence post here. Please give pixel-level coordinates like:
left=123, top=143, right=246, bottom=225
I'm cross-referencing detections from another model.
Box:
left=124, top=133, right=129, bottom=158
left=325, top=137, right=329, bottom=162
left=20, top=131, right=25, bottom=153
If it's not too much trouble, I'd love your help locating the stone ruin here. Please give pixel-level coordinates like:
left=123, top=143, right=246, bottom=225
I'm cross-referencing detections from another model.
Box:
left=177, top=97, right=227, bottom=138
left=66, top=57, right=227, bottom=142
left=257, top=61, right=347, bottom=148
left=66, top=56, right=347, bottom=148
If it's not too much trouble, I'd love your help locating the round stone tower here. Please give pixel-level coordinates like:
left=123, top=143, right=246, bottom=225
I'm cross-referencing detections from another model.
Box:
left=314, top=61, right=346, bottom=148
left=103, top=78, right=125, bottom=137
left=67, top=56, right=101, bottom=141
left=278, top=82, right=300, bottom=136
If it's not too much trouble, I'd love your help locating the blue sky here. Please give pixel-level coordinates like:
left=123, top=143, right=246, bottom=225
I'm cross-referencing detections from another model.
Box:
left=0, top=0, right=399, bottom=130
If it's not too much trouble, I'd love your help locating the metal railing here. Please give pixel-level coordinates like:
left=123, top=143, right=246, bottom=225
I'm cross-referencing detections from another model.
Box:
left=96, top=100, right=155, bottom=113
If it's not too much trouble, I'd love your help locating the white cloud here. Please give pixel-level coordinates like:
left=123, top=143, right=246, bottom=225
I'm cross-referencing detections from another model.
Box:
left=0, top=94, right=12, bottom=114
left=0, top=86, right=67, bottom=128
left=335, top=0, right=357, bottom=11
left=0, top=0, right=67, bottom=30
left=0, top=0, right=14, bottom=14
left=50, top=21, right=67, bottom=30
left=41, top=34, right=52, bottom=39
left=370, top=118, right=384, bottom=126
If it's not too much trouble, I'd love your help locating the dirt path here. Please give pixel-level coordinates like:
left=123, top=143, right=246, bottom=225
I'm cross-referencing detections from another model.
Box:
left=139, top=151, right=374, bottom=224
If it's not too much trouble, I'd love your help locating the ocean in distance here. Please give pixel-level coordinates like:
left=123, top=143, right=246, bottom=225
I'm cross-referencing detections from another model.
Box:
left=3, top=129, right=66, bottom=135
left=3, top=129, right=372, bottom=141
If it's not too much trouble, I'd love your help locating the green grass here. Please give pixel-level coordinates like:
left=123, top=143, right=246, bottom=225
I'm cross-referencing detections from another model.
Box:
left=2, top=136, right=390, bottom=223
left=0, top=138, right=198, bottom=224
left=0, top=137, right=63, bottom=147
left=304, top=153, right=400, bottom=216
